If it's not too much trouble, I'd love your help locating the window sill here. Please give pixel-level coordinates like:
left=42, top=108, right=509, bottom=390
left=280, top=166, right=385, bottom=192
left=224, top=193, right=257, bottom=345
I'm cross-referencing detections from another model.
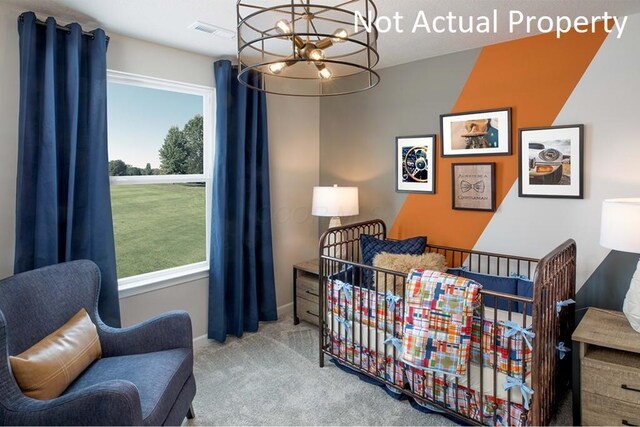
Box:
left=118, top=263, right=209, bottom=299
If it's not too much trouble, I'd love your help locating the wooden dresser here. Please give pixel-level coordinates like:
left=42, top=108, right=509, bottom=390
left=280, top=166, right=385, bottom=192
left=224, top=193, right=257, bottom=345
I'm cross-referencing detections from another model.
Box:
left=293, top=259, right=320, bottom=326
left=572, top=308, right=640, bottom=426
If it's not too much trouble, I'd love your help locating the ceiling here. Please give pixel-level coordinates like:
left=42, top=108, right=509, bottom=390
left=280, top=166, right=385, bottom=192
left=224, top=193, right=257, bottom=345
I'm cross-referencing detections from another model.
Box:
left=1, top=0, right=639, bottom=69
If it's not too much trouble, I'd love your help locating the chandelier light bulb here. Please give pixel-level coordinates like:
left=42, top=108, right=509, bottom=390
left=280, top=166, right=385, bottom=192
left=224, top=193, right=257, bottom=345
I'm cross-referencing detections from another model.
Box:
left=308, top=48, right=326, bottom=62
left=331, top=28, right=348, bottom=42
left=275, top=19, right=292, bottom=35
left=268, top=62, right=287, bottom=74
left=318, top=66, right=332, bottom=80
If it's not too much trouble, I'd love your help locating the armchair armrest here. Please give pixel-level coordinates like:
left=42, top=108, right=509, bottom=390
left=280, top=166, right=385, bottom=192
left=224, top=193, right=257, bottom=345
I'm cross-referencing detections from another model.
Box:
left=98, top=310, right=193, bottom=357
left=3, top=380, right=143, bottom=426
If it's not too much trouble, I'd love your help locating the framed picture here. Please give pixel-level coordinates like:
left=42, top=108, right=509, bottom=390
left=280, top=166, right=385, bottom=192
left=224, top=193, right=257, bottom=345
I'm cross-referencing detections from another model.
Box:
left=440, top=108, right=512, bottom=157
left=451, top=163, right=496, bottom=211
left=518, top=125, right=584, bottom=199
left=396, top=135, right=436, bottom=194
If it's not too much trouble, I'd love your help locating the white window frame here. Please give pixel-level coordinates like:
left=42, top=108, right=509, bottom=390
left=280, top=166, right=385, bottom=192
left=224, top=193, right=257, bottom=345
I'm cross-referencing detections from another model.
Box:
left=107, top=70, right=215, bottom=298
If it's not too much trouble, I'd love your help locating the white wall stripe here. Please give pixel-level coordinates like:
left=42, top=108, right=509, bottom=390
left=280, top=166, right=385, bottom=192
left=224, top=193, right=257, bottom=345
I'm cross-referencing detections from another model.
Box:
left=474, top=13, right=640, bottom=290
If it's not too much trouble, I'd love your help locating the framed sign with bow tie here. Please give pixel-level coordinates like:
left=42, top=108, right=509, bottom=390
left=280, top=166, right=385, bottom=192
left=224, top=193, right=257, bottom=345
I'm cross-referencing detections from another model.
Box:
left=451, top=163, right=496, bottom=211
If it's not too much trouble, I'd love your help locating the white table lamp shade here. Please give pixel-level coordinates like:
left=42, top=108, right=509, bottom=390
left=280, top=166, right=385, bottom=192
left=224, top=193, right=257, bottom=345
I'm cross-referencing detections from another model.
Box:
left=312, top=186, right=359, bottom=218
left=600, top=199, right=640, bottom=254
left=600, top=198, right=640, bottom=333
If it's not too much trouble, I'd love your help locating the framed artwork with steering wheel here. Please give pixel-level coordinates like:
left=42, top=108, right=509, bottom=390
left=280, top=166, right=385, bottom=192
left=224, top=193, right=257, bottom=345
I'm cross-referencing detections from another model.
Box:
left=396, top=135, right=436, bottom=194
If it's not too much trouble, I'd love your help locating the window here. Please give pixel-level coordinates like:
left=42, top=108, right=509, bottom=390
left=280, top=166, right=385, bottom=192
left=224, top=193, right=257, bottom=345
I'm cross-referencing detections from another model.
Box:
left=107, top=70, right=214, bottom=292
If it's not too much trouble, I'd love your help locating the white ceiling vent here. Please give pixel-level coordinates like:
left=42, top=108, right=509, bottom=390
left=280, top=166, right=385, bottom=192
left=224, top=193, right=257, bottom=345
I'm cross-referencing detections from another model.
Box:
left=189, top=21, right=236, bottom=39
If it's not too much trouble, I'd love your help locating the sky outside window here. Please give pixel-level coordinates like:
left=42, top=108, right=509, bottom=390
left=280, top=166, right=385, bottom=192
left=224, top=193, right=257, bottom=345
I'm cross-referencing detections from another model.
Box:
left=107, top=82, right=203, bottom=169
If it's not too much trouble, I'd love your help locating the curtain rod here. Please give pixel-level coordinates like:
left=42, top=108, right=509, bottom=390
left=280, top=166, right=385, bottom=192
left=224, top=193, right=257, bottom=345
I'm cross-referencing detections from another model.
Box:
left=18, top=14, right=110, bottom=42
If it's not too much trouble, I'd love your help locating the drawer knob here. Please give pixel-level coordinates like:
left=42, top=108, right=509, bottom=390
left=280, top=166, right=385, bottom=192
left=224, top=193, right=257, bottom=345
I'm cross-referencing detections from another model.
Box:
left=622, top=420, right=638, bottom=426
left=621, top=384, right=640, bottom=393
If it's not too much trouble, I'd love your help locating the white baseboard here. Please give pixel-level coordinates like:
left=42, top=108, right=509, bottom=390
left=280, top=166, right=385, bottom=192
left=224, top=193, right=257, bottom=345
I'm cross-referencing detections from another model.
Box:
left=192, top=302, right=293, bottom=350
left=193, top=334, right=209, bottom=351
left=277, top=302, right=293, bottom=318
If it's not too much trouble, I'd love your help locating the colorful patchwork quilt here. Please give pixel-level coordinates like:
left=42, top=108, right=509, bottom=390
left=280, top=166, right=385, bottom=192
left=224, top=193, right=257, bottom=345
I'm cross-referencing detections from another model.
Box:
left=328, top=279, right=404, bottom=334
left=471, top=313, right=533, bottom=377
left=328, top=271, right=533, bottom=378
left=406, top=366, right=529, bottom=427
left=331, top=332, right=405, bottom=387
left=401, top=270, right=481, bottom=377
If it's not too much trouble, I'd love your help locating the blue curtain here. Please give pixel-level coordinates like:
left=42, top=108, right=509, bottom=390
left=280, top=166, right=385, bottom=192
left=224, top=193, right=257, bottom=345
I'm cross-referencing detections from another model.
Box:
left=208, top=60, right=277, bottom=342
left=15, top=12, right=121, bottom=327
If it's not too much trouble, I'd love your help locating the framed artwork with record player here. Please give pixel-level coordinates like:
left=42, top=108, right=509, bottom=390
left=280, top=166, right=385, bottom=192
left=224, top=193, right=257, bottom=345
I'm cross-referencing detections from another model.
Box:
left=396, top=135, right=436, bottom=194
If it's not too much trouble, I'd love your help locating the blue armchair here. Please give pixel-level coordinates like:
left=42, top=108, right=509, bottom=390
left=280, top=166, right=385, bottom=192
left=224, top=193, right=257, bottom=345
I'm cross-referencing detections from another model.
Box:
left=0, top=260, right=196, bottom=426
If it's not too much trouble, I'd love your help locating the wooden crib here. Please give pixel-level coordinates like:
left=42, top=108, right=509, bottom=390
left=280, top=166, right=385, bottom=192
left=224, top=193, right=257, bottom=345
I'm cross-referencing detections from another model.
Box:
left=318, top=219, right=576, bottom=426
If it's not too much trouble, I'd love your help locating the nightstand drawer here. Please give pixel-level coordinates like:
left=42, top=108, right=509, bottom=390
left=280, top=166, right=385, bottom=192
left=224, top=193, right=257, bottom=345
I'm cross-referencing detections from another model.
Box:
left=297, top=274, right=319, bottom=304
left=573, top=309, right=640, bottom=426
left=293, top=258, right=319, bottom=326
left=297, top=297, right=319, bottom=325
left=582, top=347, right=640, bottom=405
left=582, top=391, right=640, bottom=426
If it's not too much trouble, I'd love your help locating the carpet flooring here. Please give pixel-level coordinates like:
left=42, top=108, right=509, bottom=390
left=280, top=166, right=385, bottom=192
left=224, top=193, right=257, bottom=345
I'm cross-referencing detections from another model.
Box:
left=187, top=317, right=572, bottom=426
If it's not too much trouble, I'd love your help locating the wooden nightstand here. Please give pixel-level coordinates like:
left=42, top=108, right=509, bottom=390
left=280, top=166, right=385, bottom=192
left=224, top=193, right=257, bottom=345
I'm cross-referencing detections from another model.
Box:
left=572, top=308, right=640, bottom=426
left=293, top=259, right=319, bottom=326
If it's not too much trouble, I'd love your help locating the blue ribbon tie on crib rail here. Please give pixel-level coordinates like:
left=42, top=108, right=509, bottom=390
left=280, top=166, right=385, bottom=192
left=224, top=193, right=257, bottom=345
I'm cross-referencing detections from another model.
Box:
left=337, top=316, right=351, bottom=333
left=502, top=320, right=535, bottom=350
left=334, top=281, right=353, bottom=302
left=510, top=273, right=530, bottom=280
left=556, top=299, right=575, bottom=316
left=384, top=336, right=403, bottom=352
left=503, top=376, right=534, bottom=410
left=556, top=341, right=571, bottom=360
left=385, top=291, right=402, bottom=312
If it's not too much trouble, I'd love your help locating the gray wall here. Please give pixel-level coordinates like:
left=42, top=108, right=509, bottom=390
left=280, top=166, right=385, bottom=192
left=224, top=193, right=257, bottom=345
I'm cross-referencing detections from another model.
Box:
left=319, top=49, right=480, bottom=230
left=0, top=3, right=20, bottom=281
left=0, top=3, right=319, bottom=340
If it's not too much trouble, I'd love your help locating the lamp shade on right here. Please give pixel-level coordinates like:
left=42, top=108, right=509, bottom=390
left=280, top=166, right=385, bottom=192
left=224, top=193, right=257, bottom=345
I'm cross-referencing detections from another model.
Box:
left=600, top=199, right=640, bottom=254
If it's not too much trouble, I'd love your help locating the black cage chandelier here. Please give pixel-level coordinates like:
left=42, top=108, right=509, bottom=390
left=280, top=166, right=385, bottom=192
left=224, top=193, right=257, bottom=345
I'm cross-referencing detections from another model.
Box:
left=237, top=0, right=380, bottom=97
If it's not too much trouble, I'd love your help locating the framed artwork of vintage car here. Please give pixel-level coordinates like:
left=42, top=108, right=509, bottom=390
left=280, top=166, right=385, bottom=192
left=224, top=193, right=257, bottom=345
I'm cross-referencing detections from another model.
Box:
left=518, top=125, right=584, bottom=199
left=396, top=135, right=436, bottom=194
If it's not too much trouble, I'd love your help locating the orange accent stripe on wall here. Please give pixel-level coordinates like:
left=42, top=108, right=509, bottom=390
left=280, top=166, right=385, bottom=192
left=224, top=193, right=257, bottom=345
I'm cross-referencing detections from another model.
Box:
left=389, top=29, right=607, bottom=248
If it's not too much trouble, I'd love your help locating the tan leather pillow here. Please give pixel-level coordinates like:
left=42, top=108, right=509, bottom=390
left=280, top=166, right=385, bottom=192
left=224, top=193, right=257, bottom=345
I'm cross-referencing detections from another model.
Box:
left=373, top=252, right=448, bottom=294
left=9, top=308, right=102, bottom=400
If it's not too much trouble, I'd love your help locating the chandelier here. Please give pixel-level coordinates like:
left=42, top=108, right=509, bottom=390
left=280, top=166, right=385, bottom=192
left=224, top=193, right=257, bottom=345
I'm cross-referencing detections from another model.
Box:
left=237, top=0, right=380, bottom=97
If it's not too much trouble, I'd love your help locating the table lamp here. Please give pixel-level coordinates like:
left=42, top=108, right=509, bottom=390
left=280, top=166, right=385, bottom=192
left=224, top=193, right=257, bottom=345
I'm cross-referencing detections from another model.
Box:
left=312, top=185, right=359, bottom=229
left=600, top=198, right=640, bottom=333
left=312, top=185, right=359, bottom=261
